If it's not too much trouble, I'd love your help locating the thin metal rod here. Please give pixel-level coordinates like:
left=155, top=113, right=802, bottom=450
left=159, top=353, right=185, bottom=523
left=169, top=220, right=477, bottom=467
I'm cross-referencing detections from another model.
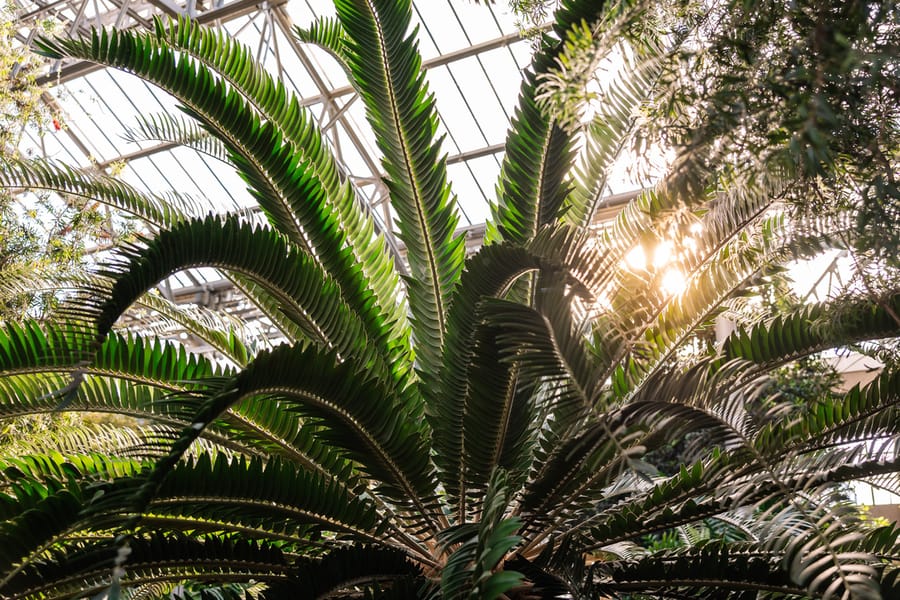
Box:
left=298, top=26, right=541, bottom=108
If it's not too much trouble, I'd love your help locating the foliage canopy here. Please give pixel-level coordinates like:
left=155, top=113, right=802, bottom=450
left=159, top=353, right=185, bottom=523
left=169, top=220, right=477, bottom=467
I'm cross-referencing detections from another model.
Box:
left=0, top=0, right=898, bottom=598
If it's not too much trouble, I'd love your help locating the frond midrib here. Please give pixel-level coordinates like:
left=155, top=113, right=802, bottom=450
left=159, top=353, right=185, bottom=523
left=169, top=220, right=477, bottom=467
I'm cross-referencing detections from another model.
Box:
left=365, top=0, right=447, bottom=346
left=236, top=383, right=435, bottom=530
left=150, top=497, right=384, bottom=543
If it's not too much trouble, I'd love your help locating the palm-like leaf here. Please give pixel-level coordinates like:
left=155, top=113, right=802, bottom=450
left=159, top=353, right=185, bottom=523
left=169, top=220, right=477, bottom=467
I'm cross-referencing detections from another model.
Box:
left=33, top=26, right=410, bottom=388
left=121, top=113, right=231, bottom=165
left=0, top=157, right=207, bottom=227
left=332, top=0, right=465, bottom=383
left=150, top=16, right=409, bottom=344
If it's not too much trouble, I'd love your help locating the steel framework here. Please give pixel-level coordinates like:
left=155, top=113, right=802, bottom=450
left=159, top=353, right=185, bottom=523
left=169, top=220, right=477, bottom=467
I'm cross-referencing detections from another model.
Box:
left=9, top=0, right=549, bottom=353
left=13, top=0, right=538, bottom=243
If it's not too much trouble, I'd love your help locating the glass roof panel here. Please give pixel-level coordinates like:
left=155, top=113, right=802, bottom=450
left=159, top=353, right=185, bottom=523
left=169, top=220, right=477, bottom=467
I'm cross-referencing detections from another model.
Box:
left=9, top=0, right=542, bottom=333
left=449, top=154, right=501, bottom=226
left=455, top=1, right=519, bottom=40
left=413, top=2, right=471, bottom=60
left=430, top=65, right=492, bottom=154
left=476, top=45, right=530, bottom=117
left=53, top=80, right=120, bottom=161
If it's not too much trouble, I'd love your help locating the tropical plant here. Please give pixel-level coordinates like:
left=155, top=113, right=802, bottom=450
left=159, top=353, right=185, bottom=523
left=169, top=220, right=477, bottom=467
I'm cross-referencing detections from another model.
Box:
left=0, top=0, right=898, bottom=599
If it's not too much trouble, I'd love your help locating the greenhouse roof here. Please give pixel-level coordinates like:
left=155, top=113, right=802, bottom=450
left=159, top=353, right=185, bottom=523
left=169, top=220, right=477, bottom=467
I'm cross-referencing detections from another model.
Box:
left=14, top=0, right=538, bottom=262
left=8, top=0, right=849, bottom=350
left=9, top=0, right=547, bottom=347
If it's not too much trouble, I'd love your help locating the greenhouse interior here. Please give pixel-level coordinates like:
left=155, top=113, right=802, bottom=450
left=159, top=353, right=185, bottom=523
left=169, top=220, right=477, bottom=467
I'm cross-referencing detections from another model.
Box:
left=1, top=0, right=899, bottom=598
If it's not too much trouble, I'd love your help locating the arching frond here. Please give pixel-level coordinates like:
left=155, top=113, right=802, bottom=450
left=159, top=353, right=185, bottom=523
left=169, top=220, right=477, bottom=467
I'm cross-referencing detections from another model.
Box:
left=4, top=534, right=293, bottom=600
left=147, top=453, right=389, bottom=544
left=34, top=27, right=408, bottom=385
left=122, top=113, right=231, bottom=165
left=0, top=321, right=223, bottom=391
left=294, top=17, right=353, bottom=80
left=87, top=216, right=392, bottom=381
left=0, top=157, right=207, bottom=227
left=152, top=16, right=409, bottom=347
left=133, top=344, right=439, bottom=540
left=720, top=292, right=900, bottom=369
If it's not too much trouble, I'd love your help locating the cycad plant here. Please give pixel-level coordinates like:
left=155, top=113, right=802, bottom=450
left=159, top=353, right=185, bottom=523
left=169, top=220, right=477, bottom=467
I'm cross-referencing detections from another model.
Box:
left=1, top=0, right=898, bottom=598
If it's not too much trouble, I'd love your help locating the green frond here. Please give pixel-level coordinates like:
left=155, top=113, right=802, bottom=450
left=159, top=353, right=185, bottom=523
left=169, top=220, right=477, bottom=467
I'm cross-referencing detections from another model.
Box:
left=783, top=453, right=900, bottom=501
left=0, top=421, right=173, bottom=461
left=758, top=365, right=900, bottom=459
left=720, top=292, right=900, bottom=368
left=122, top=113, right=231, bottom=165
left=294, top=17, right=353, bottom=80
left=222, top=344, right=436, bottom=514
left=519, top=416, right=648, bottom=546
left=0, top=460, right=83, bottom=516
left=148, top=15, right=341, bottom=193
left=607, top=209, right=811, bottom=397
left=0, top=450, right=147, bottom=492
left=152, top=16, right=410, bottom=351
left=138, top=344, right=438, bottom=537
left=456, top=304, right=537, bottom=505
left=34, top=27, right=409, bottom=383
left=89, top=216, right=391, bottom=381
left=859, top=523, right=900, bottom=562
left=490, top=294, right=640, bottom=538
left=0, top=157, right=205, bottom=228
left=589, top=173, right=840, bottom=400
left=432, top=243, right=541, bottom=514
left=587, top=168, right=746, bottom=303
left=220, top=397, right=358, bottom=482
left=227, top=275, right=309, bottom=346
left=578, top=451, right=738, bottom=549
left=147, top=453, right=388, bottom=544
left=761, top=497, right=882, bottom=600
left=0, top=321, right=222, bottom=392
left=128, top=581, right=261, bottom=600
left=433, top=229, right=601, bottom=517
left=0, top=374, right=201, bottom=430
left=0, top=375, right=267, bottom=465
left=0, top=486, right=86, bottom=590
left=490, top=68, right=572, bottom=245
left=571, top=366, right=898, bottom=559
left=333, top=0, right=465, bottom=380
left=465, top=297, right=603, bottom=508
left=4, top=534, right=292, bottom=600
left=491, top=0, right=656, bottom=244
left=489, top=295, right=600, bottom=418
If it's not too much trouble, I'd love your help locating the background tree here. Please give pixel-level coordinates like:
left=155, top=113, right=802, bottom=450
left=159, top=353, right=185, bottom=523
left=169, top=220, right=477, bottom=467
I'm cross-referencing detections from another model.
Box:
left=0, top=4, right=118, bottom=320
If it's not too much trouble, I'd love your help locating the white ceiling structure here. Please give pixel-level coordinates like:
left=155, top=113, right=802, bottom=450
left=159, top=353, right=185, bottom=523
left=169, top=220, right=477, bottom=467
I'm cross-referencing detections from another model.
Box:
left=10, top=0, right=544, bottom=331
left=9, top=0, right=850, bottom=351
